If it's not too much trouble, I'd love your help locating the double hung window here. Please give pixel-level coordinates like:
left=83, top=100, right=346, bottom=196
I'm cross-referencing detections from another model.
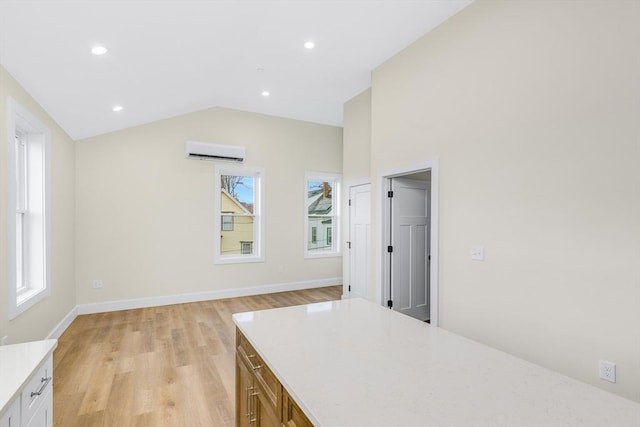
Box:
left=305, top=172, right=341, bottom=258
left=214, top=166, right=264, bottom=263
left=7, top=98, right=51, bottom=319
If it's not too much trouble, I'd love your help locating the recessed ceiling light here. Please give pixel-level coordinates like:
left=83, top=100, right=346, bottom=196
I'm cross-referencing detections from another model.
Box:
left=304, top=41, right=315, bottom=50
left=112, top=105, right=123, bottom=112
left=91, top=46, right=108, bottom=55
left=261, top=91, right=270, bottom=97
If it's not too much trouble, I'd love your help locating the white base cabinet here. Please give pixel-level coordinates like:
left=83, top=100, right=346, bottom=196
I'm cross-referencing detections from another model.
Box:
left=0, top=340, right=56, bottom=427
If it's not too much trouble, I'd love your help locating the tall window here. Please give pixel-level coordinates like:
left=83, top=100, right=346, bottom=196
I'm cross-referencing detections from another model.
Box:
left=305, top=172, right=341, bottom=258
left=7, top=98, right=51, bottom=319
left=214, top=166, right=264, bottom=264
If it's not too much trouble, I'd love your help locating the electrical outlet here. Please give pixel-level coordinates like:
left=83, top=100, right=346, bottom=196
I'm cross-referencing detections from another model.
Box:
left=470, top=246, right=485, bottom=261
left=92, top=280, right=104, bottom=289
left=1, top=335, right=8, bottom=346
left=599, top=360, right=616, bottom=383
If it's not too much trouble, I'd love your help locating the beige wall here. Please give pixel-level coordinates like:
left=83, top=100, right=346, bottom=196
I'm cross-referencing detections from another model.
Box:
left=342, top=89, right=372, bottom=297
left=363, top=1, right=639, bottom=401
left=0, top=65, right=76, bottom=344
left=76, top=107, right=342, bottom=304
left=343, top=88, right=371, bottom=183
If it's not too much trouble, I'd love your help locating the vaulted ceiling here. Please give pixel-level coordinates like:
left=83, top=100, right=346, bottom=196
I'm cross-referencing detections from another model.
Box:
left=0, top=1, right=472, bottom=140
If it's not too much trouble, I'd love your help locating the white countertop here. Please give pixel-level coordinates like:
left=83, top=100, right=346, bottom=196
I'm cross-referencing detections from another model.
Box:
left=233, top=298, right=640, bottom=427
left=0, top=339, right=57, bottom=417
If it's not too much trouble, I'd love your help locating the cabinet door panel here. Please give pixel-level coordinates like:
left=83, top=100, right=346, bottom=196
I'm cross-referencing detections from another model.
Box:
left=282, top=389, right=313, bottom=427
left=0, top=397, right=21, bottom=427
left=26, top=388, right=52, bottom=427
left=255, top=387, right=279, bottom=427
left=236, top=355, right=253, bottom=427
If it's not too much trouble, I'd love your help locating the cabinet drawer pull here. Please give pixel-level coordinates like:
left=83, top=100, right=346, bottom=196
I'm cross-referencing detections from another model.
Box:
left=30, top=376, right=52, bottom=398
left=249, top=390, right=260, bottom=424
left=246, top=353, right=261, bottom=370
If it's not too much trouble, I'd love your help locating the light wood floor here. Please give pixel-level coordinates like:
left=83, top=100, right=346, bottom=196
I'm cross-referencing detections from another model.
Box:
left=53, top=286, right=342, bottom=427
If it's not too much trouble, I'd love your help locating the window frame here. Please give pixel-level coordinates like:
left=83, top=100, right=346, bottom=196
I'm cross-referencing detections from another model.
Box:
left=304, top=172, right=341, bottom=259
left=6, top=97, right=52, bottom=320
left=213, top=165, right=264, bottom=264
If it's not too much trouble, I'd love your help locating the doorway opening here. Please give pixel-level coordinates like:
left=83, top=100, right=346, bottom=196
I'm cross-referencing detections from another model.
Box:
left=381, top=162, right=438, bottom=326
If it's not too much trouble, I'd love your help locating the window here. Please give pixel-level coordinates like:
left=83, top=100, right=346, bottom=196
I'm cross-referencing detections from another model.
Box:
left=305, top=172, right=341, bottom=258
left=7, top=98, right=51, bottom=319
left=214, top=166, right=264, bottom=263
left=221, top=212, right=234, bottom=231
left=241, top=242, right=253, bottom=255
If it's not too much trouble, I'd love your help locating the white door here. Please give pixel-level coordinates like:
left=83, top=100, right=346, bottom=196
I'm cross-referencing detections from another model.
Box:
left=391, top=178, right=430, bottom=321
left=348, top=183, right=371, bottom=299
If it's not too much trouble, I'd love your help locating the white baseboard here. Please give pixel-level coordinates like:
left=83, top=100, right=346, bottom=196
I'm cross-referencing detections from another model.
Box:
left=47, top=305, right=78, bottom=340
left=77, top=277, right=342, bottom=315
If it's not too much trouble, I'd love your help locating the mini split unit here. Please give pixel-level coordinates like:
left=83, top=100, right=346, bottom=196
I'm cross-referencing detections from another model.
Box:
left=185, top=140, right=246, bottom=162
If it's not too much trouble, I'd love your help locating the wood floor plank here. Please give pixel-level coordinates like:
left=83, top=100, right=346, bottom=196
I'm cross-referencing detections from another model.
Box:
left=54, top=285, right=342, bottom=426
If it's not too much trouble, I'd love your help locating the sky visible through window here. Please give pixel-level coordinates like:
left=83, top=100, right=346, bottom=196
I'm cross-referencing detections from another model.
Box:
left=228, top=176, right=254, bottom=206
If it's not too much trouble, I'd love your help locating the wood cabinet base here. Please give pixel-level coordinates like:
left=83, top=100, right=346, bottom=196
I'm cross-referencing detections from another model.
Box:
left=236, top=329, right=312, bottom=427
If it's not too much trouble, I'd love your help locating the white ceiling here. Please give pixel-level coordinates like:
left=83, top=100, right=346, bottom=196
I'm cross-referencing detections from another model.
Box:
left=0, top=1, right=472, bottom=140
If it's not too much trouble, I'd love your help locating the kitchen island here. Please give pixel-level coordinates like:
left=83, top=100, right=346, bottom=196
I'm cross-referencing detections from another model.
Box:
left=232, top=298, right=639, bottom=426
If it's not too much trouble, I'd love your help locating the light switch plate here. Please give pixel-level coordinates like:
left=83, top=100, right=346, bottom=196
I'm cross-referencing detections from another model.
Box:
left=470, top=246, right=485, bottom=261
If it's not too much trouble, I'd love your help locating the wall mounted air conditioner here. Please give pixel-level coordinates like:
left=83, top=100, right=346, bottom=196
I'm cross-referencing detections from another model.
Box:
left=185, top=140, right=245, bottom=162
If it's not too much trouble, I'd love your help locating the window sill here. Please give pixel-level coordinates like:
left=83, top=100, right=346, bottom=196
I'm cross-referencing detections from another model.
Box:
left=10, top=287, right=49, bottom=320
left=304, top=251, right=342, bottom=259
left=214, top=255, right=265, bottom=265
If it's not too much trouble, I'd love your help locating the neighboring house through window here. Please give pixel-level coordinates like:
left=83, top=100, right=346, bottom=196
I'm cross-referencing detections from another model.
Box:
left=305, top=172, right=341, bottom=258
left=6, top=97, right=51, bottom=319
left=214, top=165, right=264, bottom=264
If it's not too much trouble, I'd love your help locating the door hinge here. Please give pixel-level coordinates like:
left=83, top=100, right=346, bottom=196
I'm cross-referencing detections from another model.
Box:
left=348, top=285, right=351, bottom=292
left=347, top=241, right=351, bottom=249
left=388, top=191, right=394, bottom=198
left=348, top=199, right=352, bottom=206
left=428, top=254, right=431, bottom=261
left=387, top=245, right=393, bottom=253
left=387, top=300, right=393, bottom=308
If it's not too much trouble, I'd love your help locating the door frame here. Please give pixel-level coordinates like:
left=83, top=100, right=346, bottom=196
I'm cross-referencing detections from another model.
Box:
left=377, top=160, right=439, bottom=326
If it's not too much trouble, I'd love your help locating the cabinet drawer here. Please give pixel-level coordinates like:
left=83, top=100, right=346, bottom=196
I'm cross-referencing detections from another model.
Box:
left=21, top=355, right=53, bottom=425
left=236, top=329, right=280, bottom=412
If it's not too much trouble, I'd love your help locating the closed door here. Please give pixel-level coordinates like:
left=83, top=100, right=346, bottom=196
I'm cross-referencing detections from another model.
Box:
left=348, top=183, right=371, bottom=299
left=391, top=178, right=430, bottom=321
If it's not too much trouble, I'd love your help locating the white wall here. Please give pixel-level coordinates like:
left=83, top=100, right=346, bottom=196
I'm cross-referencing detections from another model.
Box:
left=76, top=107, right=343, bottom=305
left=0, top=65, right=76, bottom=344
left=363, top=1, right=639, bottom=401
